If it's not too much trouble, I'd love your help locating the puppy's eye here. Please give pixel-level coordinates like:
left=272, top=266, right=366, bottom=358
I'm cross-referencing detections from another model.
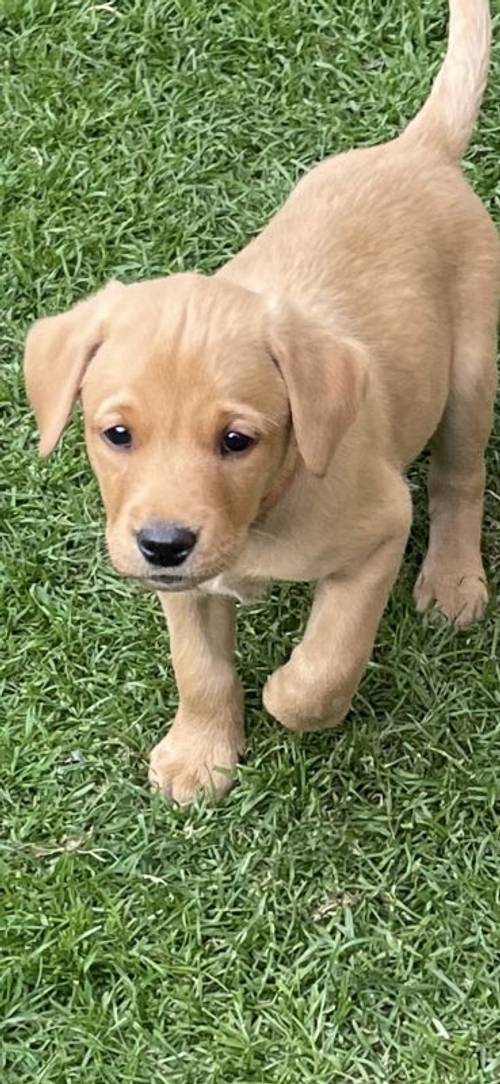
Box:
left=220, top=429, right=256, bottom=456
left=102, top=425, right=132, bottom=449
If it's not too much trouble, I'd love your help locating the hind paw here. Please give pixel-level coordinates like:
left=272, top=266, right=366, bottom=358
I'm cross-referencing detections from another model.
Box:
left=414, top=563, right=488, bottom=626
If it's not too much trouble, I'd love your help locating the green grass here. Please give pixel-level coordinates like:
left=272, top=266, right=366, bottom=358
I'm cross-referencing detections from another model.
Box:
left=2, top=0, right=500, bottom=1080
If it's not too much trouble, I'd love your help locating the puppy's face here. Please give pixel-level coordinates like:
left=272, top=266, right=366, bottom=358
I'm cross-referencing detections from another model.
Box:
left=82, top=276, right=290, bottom=588
left=24, top=272, right=367, bottom=590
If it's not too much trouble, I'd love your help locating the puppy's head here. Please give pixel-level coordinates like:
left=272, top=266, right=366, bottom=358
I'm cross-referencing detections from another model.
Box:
left=24, top=273, right=367, bottom=590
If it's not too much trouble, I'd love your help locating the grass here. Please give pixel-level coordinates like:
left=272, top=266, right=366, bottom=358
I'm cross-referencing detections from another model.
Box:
left=1, top=0, right=500, bottom=1080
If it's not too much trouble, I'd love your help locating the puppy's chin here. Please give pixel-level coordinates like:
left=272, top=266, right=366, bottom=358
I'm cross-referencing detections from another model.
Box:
left=108, top=558, right=241, bottom=593
left=138, top=573, right=206, bottom=593
left=110, top=567, right=214, bottom=593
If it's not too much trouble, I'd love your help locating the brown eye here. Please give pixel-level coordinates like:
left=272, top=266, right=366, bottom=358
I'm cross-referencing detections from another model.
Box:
left=102, top=425, right=132, bottom=449
left=220, top=430, right=256, bottom=455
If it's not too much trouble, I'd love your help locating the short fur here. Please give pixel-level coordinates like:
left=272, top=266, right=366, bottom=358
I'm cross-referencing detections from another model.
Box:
left=25, top=0, right=499, bottom=804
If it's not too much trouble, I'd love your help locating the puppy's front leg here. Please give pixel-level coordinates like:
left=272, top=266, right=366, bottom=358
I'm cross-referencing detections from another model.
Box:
left=264, top=495, right=411, bottom=732
left=149, top=593, right=243, bottom=805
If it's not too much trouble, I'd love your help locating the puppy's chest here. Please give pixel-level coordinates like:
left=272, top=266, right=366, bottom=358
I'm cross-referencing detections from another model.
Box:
left=200, top=574, right=269, bottom=604
left=201, top=519, right=341, bottom=602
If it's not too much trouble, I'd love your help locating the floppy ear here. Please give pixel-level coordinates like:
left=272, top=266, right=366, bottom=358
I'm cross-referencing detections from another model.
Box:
left=24, top=280, right=125, bottom=457
left=265, top=302, right=369, bottom=476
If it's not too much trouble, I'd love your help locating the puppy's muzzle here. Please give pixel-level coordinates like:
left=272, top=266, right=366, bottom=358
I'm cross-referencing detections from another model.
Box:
left=137, top=521, right=198, bottom=568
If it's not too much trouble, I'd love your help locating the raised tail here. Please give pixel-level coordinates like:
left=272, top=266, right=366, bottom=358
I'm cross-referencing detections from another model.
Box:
left=401, top=0, right=491, bottom=160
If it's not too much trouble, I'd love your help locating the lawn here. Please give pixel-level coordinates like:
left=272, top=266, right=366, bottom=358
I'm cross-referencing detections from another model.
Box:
left=2, top=0, right=500, bottom=1080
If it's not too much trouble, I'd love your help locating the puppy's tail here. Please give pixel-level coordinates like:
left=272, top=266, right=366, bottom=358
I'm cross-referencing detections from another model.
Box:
left=401, top=0, right=491, bottom=160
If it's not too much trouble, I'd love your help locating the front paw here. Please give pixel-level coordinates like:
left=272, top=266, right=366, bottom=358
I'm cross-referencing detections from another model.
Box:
left=263, top=657, right=352, bottom=732
left=149, top=714, right=243, bottom=806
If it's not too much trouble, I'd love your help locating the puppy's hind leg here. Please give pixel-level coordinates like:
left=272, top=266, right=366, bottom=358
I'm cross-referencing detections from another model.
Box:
left=414, top=249, right=499, bottom=626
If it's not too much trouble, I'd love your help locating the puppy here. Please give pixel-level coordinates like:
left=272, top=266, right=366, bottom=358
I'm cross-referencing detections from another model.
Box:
left=25, top=0, right=499, bottom=804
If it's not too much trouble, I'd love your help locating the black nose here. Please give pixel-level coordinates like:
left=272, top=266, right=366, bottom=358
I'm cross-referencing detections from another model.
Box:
left=137, top=522, right=198, bottom=568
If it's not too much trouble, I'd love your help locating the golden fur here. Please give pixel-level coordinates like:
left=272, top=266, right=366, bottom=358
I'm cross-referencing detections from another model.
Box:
left=25, top=0, right=499, bottom=803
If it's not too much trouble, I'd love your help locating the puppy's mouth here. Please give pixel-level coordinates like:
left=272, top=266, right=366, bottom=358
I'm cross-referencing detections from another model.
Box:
left=111, top=540, right=247, bottom=593
left=138, top=572, right=206, bottom=593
